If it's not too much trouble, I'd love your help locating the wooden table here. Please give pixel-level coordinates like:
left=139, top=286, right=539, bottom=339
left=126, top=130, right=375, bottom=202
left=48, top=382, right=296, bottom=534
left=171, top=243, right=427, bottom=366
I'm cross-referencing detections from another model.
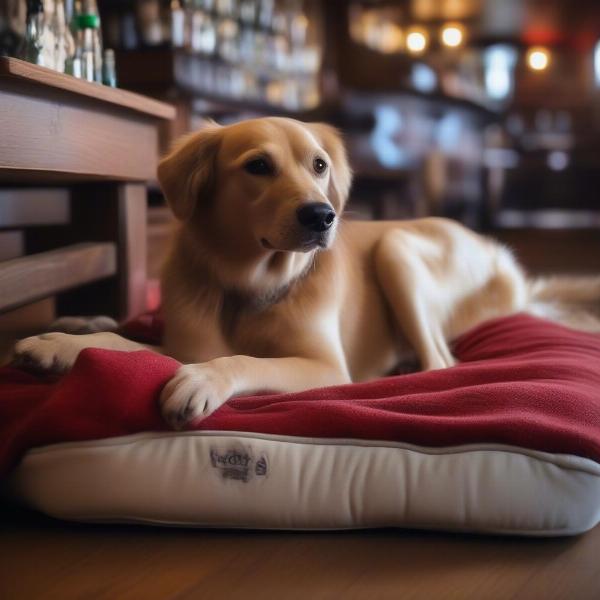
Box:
left=0, top=57, right=175, bottom=320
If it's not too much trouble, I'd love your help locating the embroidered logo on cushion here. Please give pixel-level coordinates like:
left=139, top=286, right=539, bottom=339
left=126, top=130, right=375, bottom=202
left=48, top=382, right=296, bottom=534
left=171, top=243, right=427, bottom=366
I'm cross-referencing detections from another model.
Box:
left=210, top=448, right=268, bottom=482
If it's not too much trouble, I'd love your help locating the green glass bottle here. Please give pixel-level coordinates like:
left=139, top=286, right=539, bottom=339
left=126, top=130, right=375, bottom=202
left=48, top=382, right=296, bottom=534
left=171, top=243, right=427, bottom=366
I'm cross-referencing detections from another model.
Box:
left=73, top=11, right=101, bottom=82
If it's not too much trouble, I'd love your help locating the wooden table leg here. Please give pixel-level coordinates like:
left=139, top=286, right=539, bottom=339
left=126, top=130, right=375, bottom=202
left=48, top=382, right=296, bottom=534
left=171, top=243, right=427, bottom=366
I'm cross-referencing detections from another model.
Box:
left=116, top=183, right=148, bottom=320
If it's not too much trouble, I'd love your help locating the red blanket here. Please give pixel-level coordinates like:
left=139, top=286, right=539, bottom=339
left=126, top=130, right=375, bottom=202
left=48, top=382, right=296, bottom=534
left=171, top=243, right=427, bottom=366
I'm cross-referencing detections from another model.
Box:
left=1, top=314, right=600, bottom=477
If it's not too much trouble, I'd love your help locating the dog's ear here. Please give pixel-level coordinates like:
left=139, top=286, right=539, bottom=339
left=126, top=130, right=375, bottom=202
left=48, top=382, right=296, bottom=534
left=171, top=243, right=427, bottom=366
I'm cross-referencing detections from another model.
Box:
left=157, top=121, right=222, bottom=220
left=306, top=123, right=353, bottom=210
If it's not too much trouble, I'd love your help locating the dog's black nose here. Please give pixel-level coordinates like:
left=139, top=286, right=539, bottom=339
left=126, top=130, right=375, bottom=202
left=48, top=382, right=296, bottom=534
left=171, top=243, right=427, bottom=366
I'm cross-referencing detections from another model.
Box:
left=296, top=202, right=336, bottom=232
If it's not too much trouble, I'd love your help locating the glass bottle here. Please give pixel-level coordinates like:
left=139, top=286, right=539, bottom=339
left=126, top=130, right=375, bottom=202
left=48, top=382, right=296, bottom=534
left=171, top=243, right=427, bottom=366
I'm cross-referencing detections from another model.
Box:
left=170, top=0, right=186, bottom=47
left=102, top=47, right=117, bottom=86
left=188, top=0, right=201, bottom=51
left=49, top=0, right=75, bottom=72
left=64, top=0, right=75, bottom=24
left=136, top=0, right=163, bottom=46
left=189, top=0, right=215, bottom=54
left=74, top=11, right=102, bottom=82
left=216, top=0, right=239, bottom=63
left=22, top=0, right=46, bottom=66
left=0, top=0, right=26, bottom=58
left=83, top=0, right=102, bottom=80
left=120, top=3, right=140, bottom=50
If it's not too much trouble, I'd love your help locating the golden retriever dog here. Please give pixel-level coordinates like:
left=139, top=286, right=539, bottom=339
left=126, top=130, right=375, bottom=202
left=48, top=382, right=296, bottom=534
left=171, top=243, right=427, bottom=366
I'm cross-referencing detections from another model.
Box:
left=14, top=117, right=600, bottom=429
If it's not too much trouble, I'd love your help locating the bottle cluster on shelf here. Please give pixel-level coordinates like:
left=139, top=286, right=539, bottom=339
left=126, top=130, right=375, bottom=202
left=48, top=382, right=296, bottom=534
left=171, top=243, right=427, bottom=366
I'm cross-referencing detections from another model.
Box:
left=102, top=0, right=323, bottom=110
left=1, top=0, right=116, bottom=86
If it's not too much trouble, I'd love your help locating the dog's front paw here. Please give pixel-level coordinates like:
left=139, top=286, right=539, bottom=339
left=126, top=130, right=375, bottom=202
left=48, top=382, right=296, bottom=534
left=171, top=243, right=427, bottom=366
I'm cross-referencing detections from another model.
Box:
left=13, top=332, right=85, bottom=374
left=160, top=363, right=232, bottom=430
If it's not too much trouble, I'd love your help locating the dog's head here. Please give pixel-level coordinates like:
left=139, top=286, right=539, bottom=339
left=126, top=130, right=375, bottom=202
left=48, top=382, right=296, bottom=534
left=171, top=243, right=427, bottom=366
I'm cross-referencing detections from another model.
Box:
left=157, top=117, right=352, bottom=257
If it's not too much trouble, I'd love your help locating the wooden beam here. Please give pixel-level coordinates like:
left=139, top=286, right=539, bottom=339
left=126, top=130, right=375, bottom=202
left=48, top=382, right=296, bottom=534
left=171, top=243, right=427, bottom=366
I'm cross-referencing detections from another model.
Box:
left=0, top=242, right=116, bottom=312
left=0, top=231, right=24, bottom=261
left=0, top=189, right=69, bottom=228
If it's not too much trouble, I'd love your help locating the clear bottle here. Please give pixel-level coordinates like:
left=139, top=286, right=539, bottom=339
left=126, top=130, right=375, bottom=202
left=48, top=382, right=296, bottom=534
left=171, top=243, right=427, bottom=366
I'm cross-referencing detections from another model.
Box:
left=216, top=0, right=239, bottom=63
left=64, top=0, right=75, bottom=25
left=189, top=0, right=205, bottom=53
left=136, top=0, right=163, bottom=46
left=169, top=0, right=186, bottom=48
left=49, top=0, right=75, bottom=72
left=120, top=4, right=140, bottom=50
left=189, top=0, right=217, bottom=55
left=22, top=0, right=46, bottom=66
left=102, top=48, right=117, bottom=87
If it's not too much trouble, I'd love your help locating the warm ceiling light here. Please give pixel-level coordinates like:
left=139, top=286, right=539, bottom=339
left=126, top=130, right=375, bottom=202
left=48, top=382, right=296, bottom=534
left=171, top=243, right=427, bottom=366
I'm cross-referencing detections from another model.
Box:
left=406, top=28, right=428, bottom=54
left=526, top=47, right=550, bottom=71
left=440, top=23, right=465, bottom=48
left=377, top=22, right=404, bottom=53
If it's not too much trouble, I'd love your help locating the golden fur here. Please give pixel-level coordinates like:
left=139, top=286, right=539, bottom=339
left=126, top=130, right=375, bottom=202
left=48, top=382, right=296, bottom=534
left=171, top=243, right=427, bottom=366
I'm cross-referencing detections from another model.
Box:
left=15, top=117, right=600, bottom=429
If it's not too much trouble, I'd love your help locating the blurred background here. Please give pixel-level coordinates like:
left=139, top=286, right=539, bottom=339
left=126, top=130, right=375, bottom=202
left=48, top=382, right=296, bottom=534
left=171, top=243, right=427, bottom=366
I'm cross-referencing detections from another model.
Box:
left=4, top=3, right=600, bottom=590
left=2, top=0, right=600, bottom=279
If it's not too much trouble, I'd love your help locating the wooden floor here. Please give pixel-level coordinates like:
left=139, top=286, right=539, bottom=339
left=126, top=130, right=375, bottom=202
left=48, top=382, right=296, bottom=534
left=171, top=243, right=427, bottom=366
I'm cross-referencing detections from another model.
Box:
left=1, top=502, right=599, bottom=600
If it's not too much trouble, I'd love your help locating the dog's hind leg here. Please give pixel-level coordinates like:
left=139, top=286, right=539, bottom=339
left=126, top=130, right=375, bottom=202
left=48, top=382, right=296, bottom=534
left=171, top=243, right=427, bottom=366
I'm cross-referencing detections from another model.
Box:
left=374, top=230, right=455, bottom=371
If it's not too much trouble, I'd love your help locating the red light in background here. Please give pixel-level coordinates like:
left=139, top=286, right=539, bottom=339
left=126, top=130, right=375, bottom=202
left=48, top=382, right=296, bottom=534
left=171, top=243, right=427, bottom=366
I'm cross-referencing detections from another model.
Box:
left=522, top=27, right=564, bottom=47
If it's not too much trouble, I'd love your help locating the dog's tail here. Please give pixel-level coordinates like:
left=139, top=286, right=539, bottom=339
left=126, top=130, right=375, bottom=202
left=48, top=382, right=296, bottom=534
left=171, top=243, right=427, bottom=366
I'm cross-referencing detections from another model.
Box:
left=527, top=275, right=600, bottom=332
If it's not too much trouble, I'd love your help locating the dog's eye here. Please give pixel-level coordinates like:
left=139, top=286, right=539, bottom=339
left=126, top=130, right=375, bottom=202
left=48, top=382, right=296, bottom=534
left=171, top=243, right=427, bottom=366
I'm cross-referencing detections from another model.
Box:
left=244, top=158, right=273, bottom=176
left=313, top=157, right=328, bottom=175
